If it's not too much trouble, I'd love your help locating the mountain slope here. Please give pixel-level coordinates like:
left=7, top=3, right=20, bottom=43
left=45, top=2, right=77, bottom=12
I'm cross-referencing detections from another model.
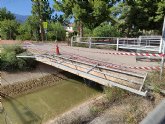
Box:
left=14, top=14, right=29, bottom=23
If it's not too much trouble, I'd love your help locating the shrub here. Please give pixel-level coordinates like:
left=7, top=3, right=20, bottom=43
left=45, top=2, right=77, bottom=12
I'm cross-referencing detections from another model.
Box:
left=0, top=45, right=37, bottom=71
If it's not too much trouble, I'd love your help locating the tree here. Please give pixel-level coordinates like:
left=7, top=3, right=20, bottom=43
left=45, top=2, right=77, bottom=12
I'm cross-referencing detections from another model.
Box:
left=155, top=1, right=165, bottom=26
left=51, top=14, right=69, bottom=26
left=54, top=0, right=120, bottom=36
left=114, top=0, right=165, bottom=36
left=93, top=23, right=120, bottom=37
left=0, top=8, right=17, bottom=39
left=0, top=7, right=15, bottom=21
left=31, top=0, right=53, bottom=41
left=18, top=16, right=40, bottom=40
left=0, top=20, right=19, bottom=40
left=47, top=22, right=65, bottom=41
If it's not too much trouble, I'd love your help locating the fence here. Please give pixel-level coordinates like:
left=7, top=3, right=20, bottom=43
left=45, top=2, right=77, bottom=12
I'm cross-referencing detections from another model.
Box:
left=71, top=36, right=118, bottom=50
left=71, top=36, right=163, bottom=53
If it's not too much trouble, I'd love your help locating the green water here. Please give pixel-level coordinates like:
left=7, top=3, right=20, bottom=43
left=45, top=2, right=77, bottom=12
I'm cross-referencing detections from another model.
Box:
left=0, top=78, right=100, bottom=124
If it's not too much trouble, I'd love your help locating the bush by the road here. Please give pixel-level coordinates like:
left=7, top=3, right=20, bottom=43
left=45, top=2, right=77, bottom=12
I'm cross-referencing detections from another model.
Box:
left=0, top=45, right=37, bottom=71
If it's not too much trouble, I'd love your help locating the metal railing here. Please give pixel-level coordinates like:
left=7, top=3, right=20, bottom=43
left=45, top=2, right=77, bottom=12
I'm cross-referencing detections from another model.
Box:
left=71, top=36, right=118, bottom=50
left=71, top=36, right=163, bottom=53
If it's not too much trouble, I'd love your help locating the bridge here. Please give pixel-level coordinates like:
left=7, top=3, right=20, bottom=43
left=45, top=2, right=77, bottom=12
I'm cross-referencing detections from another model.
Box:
left=15, top=17, right=165, bottom=97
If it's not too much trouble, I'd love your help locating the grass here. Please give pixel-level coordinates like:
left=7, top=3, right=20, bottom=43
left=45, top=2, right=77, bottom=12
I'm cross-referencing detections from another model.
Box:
left=124, top=97, right=146, bottom=124
left=104, top=87, right=128, bottom=102
left=0, top=78, right=100, bottom=124
left=145, top=70, right=165, bottom=92
left=88, top=87, right=129, bottom=119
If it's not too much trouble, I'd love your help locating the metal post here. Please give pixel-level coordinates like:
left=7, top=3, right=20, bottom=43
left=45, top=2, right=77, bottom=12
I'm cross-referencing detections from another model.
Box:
left=160, top=38, right=165, bottom=79
left=159, top=37, right=163, bottom=53
left=116, top=38, right=119, bottom=51
left=138, top=36, right=141, bottom=46
left=45, top=29, right=47, bottom=41
left=160, top=16, right=165, bottom=79
left=71, top=36, right=73, bottom=47
left=89, top=37, right=92, bottom=48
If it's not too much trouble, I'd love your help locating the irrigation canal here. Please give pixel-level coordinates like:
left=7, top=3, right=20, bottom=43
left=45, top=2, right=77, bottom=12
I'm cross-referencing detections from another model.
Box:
left=0, top=76, right=100, bottom=124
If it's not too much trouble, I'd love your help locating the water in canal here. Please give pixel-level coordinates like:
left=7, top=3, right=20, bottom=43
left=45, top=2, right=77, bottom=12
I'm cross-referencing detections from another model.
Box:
left=0, top=77, right=100, bottom=124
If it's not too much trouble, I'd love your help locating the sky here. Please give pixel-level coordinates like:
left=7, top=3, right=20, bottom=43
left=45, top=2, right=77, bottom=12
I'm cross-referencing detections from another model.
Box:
left=0, top=0, right=61, bottom=15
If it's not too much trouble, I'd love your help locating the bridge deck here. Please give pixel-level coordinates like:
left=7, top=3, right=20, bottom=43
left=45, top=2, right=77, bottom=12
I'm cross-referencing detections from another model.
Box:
left=32, top=53, right=147, bottom=96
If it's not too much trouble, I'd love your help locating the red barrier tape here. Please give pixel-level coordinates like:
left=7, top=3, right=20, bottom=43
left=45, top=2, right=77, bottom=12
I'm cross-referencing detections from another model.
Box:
left=61, top=46, right=165, bottom=57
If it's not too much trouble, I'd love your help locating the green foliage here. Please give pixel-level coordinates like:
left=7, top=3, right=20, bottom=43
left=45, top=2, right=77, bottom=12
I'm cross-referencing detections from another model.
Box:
left=145, top=70, right=165, bottom=92
left=17, top=24, right=31, bottom=40
left=47, top=22, right=65, bottom=41
left=0, top=20, right=19, bottom=40
left=51, top=14, right=69, bottom=26
left=17, top=16, right=40, bottom=41
left=93, top=24, right=120, bottom=37
left=0, top=7, right=15, bottom=21
left=113, top=0, right=165, bottom=36
left=155, top=1, right=165, bottom=22
left=83, top=27, right=92, bottom=37
left=31, top=0, right=53, bottom=21
left=0, top=45, right=37, bottom=71
left=54, top=0, right=119, bottom=30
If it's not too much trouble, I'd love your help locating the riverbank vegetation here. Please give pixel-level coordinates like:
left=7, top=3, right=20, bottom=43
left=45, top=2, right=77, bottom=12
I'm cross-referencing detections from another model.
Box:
left=145, top=71, right=165, bottom=93
left=0, top=45, right=36, bottom=71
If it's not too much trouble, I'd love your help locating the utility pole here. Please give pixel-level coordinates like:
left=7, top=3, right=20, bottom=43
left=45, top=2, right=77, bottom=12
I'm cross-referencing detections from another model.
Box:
left=160, top=16, right=165, bottom=79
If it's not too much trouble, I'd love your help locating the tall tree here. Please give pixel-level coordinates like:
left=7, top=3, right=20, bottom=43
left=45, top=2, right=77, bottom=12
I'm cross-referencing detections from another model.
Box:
left=31, top=0, right=53, bottom=41
left=0, top=7, right=15, bottom=21
left=54, top=0, right=119, bottom=36
left=51, top=14, right=69, bottom=25
left=0, top=8, right=18, bottom=40
left=0, top=20, right=19, bottom=40
left=18, top=16, right=40, bottom=40
left=114, top=0, right=165, bottom=36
